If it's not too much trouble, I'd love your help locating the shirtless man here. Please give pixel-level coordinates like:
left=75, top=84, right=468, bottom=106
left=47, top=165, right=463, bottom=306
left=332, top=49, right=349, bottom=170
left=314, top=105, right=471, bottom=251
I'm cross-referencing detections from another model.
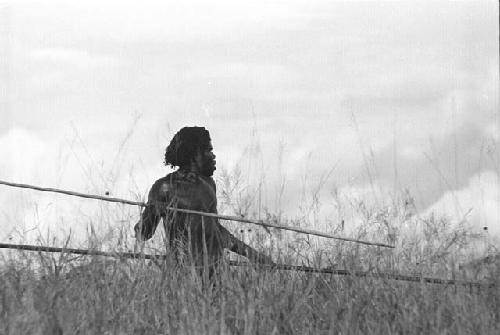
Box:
left=134, top=126, right=273, bottom=274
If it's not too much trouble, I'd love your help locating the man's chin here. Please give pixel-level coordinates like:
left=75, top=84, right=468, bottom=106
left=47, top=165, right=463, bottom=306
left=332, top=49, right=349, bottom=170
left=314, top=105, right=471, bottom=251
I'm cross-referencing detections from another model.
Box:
left=202, top=166, right=216, bottom=177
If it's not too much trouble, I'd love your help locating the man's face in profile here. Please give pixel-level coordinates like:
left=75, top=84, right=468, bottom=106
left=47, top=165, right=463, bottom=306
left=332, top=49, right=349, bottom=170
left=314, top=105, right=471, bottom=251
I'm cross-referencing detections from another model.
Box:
left=195, top=141, right=216, bottom=177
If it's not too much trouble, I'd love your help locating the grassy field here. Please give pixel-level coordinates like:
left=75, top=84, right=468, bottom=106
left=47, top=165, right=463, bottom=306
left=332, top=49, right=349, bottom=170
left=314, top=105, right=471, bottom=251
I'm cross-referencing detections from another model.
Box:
left=0, top=208, right=498, bottom=335
left=0, top=151, right=499, bottom=334
left=0, top=250, right=498, bottom=335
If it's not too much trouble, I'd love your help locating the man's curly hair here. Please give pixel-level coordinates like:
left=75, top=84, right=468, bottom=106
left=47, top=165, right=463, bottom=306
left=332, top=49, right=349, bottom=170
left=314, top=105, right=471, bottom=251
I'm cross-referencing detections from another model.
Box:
left=164, top=126, right=211, bottom=168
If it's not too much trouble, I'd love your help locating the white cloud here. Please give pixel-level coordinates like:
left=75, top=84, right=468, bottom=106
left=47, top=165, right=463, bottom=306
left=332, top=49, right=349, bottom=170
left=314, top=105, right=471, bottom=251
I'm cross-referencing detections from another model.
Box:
left=0, top=128, right=50, bottom=181
left=26, top=47, right=121, bottom=93
left=12, top=0, right=316, bottom=44
left=0, top=126, right=148, bottom=244
left=31, top=47, right=117, bottom=68
left=0, top=128, right=53, bottom=239
left=484, top=124, right=499, bottom=141
left=422, top=171, right=500, bottom=237
left=183, top=62, right=295, bottom=93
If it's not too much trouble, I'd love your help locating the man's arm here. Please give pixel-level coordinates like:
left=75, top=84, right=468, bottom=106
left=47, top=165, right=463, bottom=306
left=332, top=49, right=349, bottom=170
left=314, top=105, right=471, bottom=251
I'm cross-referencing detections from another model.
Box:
left=218, top=224, right=274, bottom=264
left=134, top=182, right=164, bottom=241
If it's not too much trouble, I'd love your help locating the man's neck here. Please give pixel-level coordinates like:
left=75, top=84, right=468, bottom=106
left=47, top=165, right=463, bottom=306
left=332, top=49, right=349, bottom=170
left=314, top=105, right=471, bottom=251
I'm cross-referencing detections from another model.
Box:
left=179, top=163, right=200, bottom=175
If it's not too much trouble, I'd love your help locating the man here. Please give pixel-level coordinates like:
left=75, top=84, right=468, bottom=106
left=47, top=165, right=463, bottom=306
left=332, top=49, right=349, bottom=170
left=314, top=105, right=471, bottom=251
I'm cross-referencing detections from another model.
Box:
left=134, top=126, right=273, bottom=275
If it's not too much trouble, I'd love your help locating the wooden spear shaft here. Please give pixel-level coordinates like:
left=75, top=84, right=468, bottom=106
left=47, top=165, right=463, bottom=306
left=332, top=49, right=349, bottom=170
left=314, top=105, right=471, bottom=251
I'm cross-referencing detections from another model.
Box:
left=0, top=242, right=489, bottom=287
left=0, top=179, right=394, bottom=248
left=0, top=242, right=158, bottom=259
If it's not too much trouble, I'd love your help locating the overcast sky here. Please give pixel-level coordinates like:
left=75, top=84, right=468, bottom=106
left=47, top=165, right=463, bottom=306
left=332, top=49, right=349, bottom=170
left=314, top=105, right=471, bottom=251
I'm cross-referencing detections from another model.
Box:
left=0, top=0, right=498, bottom=245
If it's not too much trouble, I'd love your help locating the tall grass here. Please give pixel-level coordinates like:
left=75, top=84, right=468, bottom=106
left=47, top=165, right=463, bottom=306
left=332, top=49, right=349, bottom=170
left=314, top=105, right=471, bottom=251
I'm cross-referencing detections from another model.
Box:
left=0, top=245, right=498, bottom=334
left=0, top=185, right=498, bottom=334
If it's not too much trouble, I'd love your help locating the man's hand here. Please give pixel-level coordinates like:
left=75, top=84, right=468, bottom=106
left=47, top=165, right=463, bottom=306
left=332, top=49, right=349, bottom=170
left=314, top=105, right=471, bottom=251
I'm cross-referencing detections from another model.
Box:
left=134, top=221, right=144, bottom=242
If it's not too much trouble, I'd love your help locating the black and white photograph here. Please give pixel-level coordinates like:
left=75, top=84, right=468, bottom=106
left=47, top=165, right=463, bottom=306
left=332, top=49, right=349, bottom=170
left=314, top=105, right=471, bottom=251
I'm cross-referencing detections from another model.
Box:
left=0, top=1, right=499, bottom=334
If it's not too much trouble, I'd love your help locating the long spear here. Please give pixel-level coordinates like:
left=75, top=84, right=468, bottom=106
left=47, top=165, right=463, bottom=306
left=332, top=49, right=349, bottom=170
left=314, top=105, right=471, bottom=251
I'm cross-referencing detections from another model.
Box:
left=0, top=179, right=394, bottom=248
left=0, top=242, right=489, bottom=287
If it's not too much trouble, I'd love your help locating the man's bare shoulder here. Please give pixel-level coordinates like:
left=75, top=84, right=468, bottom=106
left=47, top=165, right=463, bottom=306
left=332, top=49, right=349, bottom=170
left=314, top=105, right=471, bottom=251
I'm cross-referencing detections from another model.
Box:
left=150, top=172, right=215, bottom=198
left=150, top=171, right=201, bottom=192
left=151, top=174, right=172, bottom=187
left=149, top=174, right=175, bottom=198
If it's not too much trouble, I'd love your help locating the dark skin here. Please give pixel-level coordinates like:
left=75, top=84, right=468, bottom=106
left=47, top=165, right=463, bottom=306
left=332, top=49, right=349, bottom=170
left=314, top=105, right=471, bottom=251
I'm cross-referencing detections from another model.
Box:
left=134, top=141, right=273, bottom=269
